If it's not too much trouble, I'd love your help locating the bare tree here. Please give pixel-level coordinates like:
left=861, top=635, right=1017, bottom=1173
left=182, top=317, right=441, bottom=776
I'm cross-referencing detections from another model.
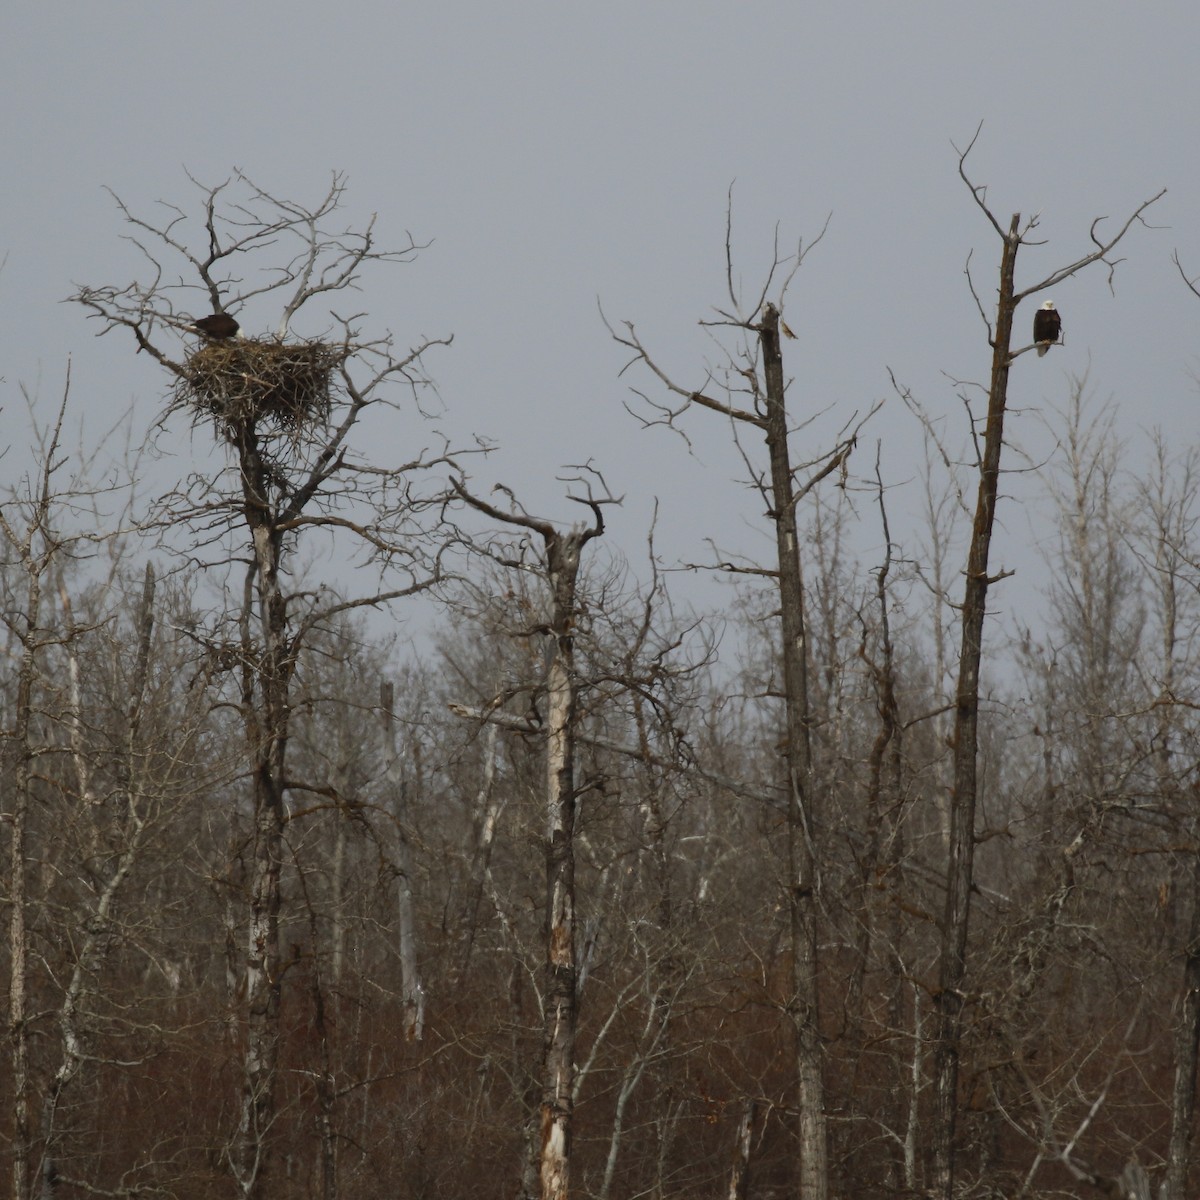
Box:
left=451, top=469, right=613, bottom=1200
left=1159, top=255, right=1200, bottom=1200
left=380, top=677, right=426, bottom=1042
left=0, top=381, right=135, bottom=1200
left=35, top=564, right=158, bottom=1198
left=925, top=129, right=1164, bottom=1198
left=609, top=214, right=874, bottom=1200
left=1, top=389, right=76, bottom=1200
left=72, top=171, right=457, bottom=1200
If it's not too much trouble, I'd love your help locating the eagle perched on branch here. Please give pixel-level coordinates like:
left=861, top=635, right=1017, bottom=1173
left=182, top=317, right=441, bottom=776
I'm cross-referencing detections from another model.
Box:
left=1033, top=300, right=1061, bottom=357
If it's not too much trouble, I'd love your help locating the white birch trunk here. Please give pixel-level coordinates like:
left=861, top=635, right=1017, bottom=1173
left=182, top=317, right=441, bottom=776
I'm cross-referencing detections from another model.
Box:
left=380, top=679, right=424, bottom=1041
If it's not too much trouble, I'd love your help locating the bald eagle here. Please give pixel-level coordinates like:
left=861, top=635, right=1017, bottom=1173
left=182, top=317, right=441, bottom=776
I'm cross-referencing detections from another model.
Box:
left=191, top=313, right=241, bottom=340
left=1033, top=301, right=1061, bottom=356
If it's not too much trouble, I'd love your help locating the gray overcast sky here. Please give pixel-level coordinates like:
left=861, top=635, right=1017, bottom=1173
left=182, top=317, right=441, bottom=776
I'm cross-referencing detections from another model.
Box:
left=3, top=2, right=1198, bottom=642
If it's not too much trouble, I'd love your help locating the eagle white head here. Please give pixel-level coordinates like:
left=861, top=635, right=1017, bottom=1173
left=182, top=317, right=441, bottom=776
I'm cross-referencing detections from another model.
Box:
left=1040, top=299, right=1056, bottom=310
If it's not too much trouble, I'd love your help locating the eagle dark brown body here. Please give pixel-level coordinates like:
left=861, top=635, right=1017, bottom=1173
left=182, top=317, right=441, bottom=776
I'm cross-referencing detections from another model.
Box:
left=191, top=313, right=241, bottom=340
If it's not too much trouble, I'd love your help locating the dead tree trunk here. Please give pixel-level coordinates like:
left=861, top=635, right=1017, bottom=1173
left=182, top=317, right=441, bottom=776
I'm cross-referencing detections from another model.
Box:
left=929, top=136, right=1162, bottom=1197
left=929, top=211, right=1021, bottom=1198
left=234, top=417, right=293, bottom=1200
left=759, top=303, right=828, bottom=1200
left=727, top=1098, right=758, bottom=1200
left=455, top=717, right=503, bottom=979
left=380, top=679, right=425, bottom=1041
left=609, top=272, right=867, bottom=1199
left=452, top=477, right=606, bottom=1200
left=6, top=554, right=39, bottom=1200
left=538, top=529, right=587, bottom=1200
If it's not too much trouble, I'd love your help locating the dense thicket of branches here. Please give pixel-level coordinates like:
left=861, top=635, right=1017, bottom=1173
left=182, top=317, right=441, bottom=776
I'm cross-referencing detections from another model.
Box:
left=3, top=394, right=1197, bottom=1200
left=2, top=166, right=1196, bottom=1200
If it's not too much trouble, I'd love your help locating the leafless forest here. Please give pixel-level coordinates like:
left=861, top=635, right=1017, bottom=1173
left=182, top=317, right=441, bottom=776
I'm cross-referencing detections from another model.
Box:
left=4, top=159, right=1198, bottom=1200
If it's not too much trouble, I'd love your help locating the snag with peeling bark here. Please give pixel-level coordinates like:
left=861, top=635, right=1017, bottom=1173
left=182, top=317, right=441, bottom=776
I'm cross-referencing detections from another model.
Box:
left=452, top=469, right=612, bottom=1200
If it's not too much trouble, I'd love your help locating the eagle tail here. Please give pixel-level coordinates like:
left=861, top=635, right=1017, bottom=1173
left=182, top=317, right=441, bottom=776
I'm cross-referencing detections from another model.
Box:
left=1037, top=344, right=1050, bottom=357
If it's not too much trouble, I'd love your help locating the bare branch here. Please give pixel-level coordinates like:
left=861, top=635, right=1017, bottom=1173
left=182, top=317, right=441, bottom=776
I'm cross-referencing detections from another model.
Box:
left=447, top=702, right=785, bottom=811
left=72, top=170, right=439, bottom=367
left=1015, top=187, right=1166, bottom=300
left=1173, top=249, right=1200, bottom=301
left=725, top=180, right=738, bottom=315
left=604, top=312, right=765, bottom=429
left=778, top=211, right=832, bottom=314
left=953, top=122, right=1008, bottom=241
left=962, top=248, right=993, bottom=342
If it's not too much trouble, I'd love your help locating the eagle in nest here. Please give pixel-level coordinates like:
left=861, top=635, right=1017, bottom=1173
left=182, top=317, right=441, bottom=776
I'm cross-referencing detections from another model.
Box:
left=190, top=313, right=243, bottom=340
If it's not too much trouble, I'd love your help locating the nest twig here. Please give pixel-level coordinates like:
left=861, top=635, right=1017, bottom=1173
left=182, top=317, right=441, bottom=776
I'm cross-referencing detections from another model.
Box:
left=177, top=339, right=343, bottom=433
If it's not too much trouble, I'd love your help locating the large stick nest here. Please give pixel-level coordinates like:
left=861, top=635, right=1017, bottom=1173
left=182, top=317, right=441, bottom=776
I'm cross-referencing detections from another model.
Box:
left=177, top=339, right=344, bottom=432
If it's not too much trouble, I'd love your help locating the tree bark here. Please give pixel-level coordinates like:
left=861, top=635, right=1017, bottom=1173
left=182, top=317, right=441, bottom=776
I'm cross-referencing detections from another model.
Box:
left=456, top=717, right=503, bottom=979
left=1166, top=841, right=1200, bottom=1199
left=8, top=573, right=38, bottom=1200
left=234, top=418, right=292, bottom=1200
left=451, top=478, right=605, bottom=1200
left=930, top=212, right=1021, bottom=1199
left=380, top=678, right=425, bottom=1041
left=539, top=528, right=587, bottom=1200
left=451, top=477, right=605, bottom=1200
left=727, top=1098, right=757, bottom=1200
left=760, top=302, right=828, bottom=1200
